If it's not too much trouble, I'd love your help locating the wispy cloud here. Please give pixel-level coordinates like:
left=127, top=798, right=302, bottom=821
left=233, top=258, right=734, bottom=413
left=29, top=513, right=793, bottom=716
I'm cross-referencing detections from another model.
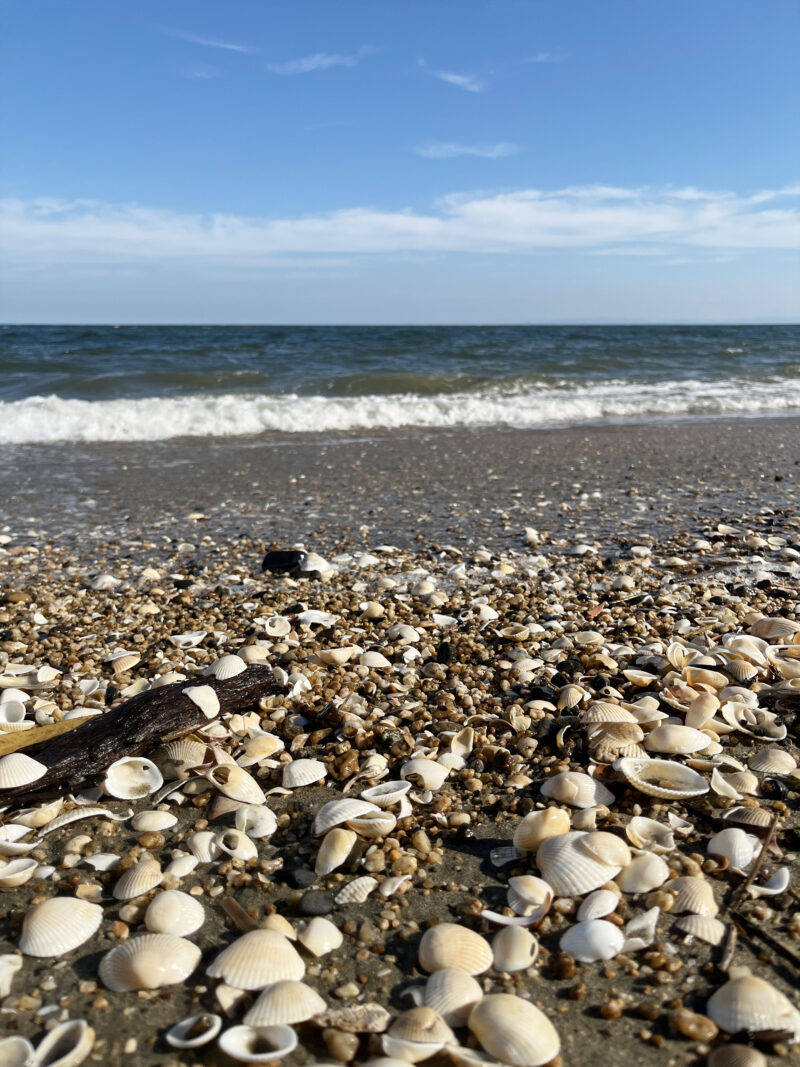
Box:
left=415, top=142, right=518, bottom=159
left=3, top=186, right=799, bottom=270
left=524, top=51, right=566, bottom=63
left=266, top=45, right=376, bottom=75
left=164, top=29, right=251, bottom=54
left=182, top=65, right=220, bottom=81
left=428, top=68, right=486, bottom=93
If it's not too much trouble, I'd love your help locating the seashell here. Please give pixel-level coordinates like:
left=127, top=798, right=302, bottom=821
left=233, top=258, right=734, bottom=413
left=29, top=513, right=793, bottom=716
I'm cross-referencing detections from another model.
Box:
left=238, top=733, right=284, bottom=766
left=164, top=852, right=199, bottom=878
left=316, top=646, right=361, bottom=666
left=262, top=615, right=291, bottom=637
left=379, top=874, right=412, bottom=897
left=108, top=651, right=140, bottom=675
left=360, top=600, right=385, bottom=619
left=581, top=702, right=638, bottom=724
left=361, top=780, right=412, bottom=807
left=37, top=805, right=131, bottom=837
left=418, top=923, right=493, bottom=975
left=11, top=798, right=63, bottom=829
left=244, top=980, right=326, bottom=1027
left=540, top=771, right=614, bottom=809
left=19, top=897, right=102, bottom=956
left=154, top=739, right=208, bottom=779
left=0, top=824, right=34, bottom=858
left=145, top=890, right=205, bottom=936
left=721, top=770, right=760, bottom=796
left=360, top=650, right=392, bottom=669
left=130, top=810, right=177, bottom=833
left=296, top=916, right=343, bottom=957
left=557, top=683, right=585, bottom=710
left=282, top=757, right=327, bottom=789
left=644, top=724, right=711, bottom=754
left=386, top=623, right=420, bottom=645
left=104, top=757, right=163, bottom=799
left=707, top=828, right=759, bottom=872
left=576, top=830, right=631, bottom=868
left=614, top=757, right=709, bottom=798
left=615, top=852, right=670, bottom=893
left=451, top=727, right=475, bottom=757
left=401, top=758, right=449, bottom=791
left=0, top=751, right=48, bottom=788
left=0, top=953, right=23, bottom=996
left=383, top=1007, right=455, bottom=1062
left=0, top=857, right=38, bottom=889
left=507, top=875, right=552, bottom=921
left=207, top=929, right=305, bottom=989
left=513, top=807, right=571, bottom=852
left=347, top=809, right=397, bottom=838
left=536, top=831, right=623, bottom=897
left=214, top=828, right=258, bottom=861
left=577, top=888, right=619, bottom=921
left=203, top=655, right=246, bottom=679
left=335, top=876, right=378, bottom=904
left=626, top=816, right=675, bottom=853
left=685, top=691, right=720, bottom=729
left=314, top=798, right=380, bottom=835
left=749, top=615, right=800, bottom=640
left=706, top=968, right=800, bottom=1039
left=667, top=876, right=719, bottom=916
left=707, top=1046, right=767, bottom=1067
left=0, top=1037, right=34, bottom=1067
left=424, top=969, right=483, bottom=1028
left=234, top=804, right=277, bottom=840
left=31, top=1019, right=95, bottom=1067
left=724, top=659, right=759, bottom=684
left=183, top=685, right=220, bottom=719
left=187, top=830, right=222, bottom=863
left=113, top=856, right=163, bottom=900
left=722, top=806, right=774, bottom=835
left=748, top=747, right=797, bottom=775
left=217, top=1024, right=298, bottom=1063
left=492, top=926, right=539, bottom=972
left=559, top=919, right=625, bottom=962
left=499, top=624, right=530, bottom=642
left=206, top=764, right=266, bottom=804
left=684, top=665, right=729, bottom=690
left=622, top=905, right=661, bottom=952
left=623, top=668, right=659, bottom=687
left=674, top=914, right=727, bottom=946
left=468, top=993, right=561, bottom=1066
left=165, top=1013, right=223, bottom=1049
left=316, top=827, right=357, bottom=876
left=747, top=867, right=790, bottom=898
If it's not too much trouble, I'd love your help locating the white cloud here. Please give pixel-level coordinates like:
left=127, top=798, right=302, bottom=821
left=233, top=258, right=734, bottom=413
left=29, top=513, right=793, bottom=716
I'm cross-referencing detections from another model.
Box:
left=266, top=46, right=376, bottom=75
left=429, top=69, right=485, bottom=93
left=165, top=29, right=251, bottom=53
left=525, top=52, right=566, bottom=63
left=415, top=142, right=518, bottom=159
left=2, top=186, right=799, bottom=271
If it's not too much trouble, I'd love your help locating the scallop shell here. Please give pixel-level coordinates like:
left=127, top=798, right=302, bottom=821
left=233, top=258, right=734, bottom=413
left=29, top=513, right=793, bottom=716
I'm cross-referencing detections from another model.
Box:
left=314, top=798, right=380, bottom=835
left=315, top=827, right=357, bottom=876
left=207, top=929, right=305, bottom=989
left=707, top=828, right=759, bottom=872
left=625, top=816, right=675, bottom=853
left=31, top=1019, right=95, bottom=1067
left=667, top=875, right=719, bottom=916
left=296, top=916, right=343, bottom=957
left=203, top=655, right=246, bottom=680
left=100, top=935, right=200, bottom=992
left=130, top=810, right=177, bottom=833
left=234, top=804, right=277, bottom=840
left=581, top=702, right=638, bottom=724
left=19, top=897, right=102, bottom=956
left=536, top=831, right=622, bottom=897
left=418, top=923, right=493, bottom=975
left=104, top=757, right=163, bottom=799
left=206, top=765, right=266, bottom=804
left=335, top=876, right=378, bottom=904
left=513, top=807, right=571, bottom=852
left=244, top=980, right=327, bottom=1027
left=577, top=889, right=619, bottom=921
left=282, top=758, right=327, bottom=789
left=674, top=914, right=727, bottom=946
left=706, top=969, right=800, bottom=1039
left=749, top=616, right=800, bottom=640
left=113, top=856, right=163, bottom=900
left=468, top=993, right=561, bottom=1067
left=165, top=1013, right=223, bottom=1049
left=0, top=752, right=48, bottom=788
left=615, top=853, right=670, bottom=893
left=492, top=926, right=539, bottom=972
left=559, top=919, right=625, bottom=962
left=145, top=890, right=205, bottom=936
left=540, top=771, right=614, bottom=809
left=423, top=969, right=483, bottom=1028
left=217, top=1024, right=298, bottom=1063
left=401, top=758, right=449, bottom=791
left=614, top=757, right=709, bottom=798
left=183, top=685, right=220, bottom=719
left=748, top=748, right=797, bottom=774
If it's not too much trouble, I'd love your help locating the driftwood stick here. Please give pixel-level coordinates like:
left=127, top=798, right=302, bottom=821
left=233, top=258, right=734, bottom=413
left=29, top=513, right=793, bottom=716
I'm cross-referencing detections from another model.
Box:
left=0, top=666, right=282, bottom=804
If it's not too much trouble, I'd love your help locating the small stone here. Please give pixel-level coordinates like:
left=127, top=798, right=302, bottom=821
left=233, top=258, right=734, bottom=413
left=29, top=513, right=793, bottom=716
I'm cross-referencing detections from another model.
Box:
left=261, top=549, right=305, bottom=574
left=288, top=867, right=317, bottom=889
left=299, top=889, right=335, bottom=916
left=332, top=749, right=359, bottom=781
left=671, top=1008, right=718, bottom=1043
left=322, top=1027, right=360, bottom=1062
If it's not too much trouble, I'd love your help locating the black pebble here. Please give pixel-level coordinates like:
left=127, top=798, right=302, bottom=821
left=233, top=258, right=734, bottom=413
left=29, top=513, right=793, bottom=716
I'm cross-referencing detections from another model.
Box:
left=261, top=549, right=305, bottom=574
left=299, top=889, right=335, bottom=915
left=436, top=641, right=453, bottom=664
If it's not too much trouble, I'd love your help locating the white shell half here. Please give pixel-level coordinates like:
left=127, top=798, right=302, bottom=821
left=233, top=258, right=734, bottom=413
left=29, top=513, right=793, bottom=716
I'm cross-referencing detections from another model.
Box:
left=216, top=1025, right=298, bottom=1063
left=183, top=685, right=220, bottom=719
left=145, top=890, right=206, bottom=936
left=19, top=897, right=102, bottom=957
left=165, top=1013, right=222, bottom=1049
left=104, top=757, right=163, bottom=799
left=100, top=934, right=201, bottom=991
left=559, top=919, right=625, bottom=962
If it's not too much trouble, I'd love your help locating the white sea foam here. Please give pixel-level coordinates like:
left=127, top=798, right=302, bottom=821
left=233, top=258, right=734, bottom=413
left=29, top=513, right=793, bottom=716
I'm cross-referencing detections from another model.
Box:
left=1, top=378, right=799, bottom=444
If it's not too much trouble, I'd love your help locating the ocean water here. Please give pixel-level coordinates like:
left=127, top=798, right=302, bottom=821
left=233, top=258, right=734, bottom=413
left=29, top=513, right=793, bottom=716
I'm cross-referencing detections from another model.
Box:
left=1, top=324, right=798, bottom=443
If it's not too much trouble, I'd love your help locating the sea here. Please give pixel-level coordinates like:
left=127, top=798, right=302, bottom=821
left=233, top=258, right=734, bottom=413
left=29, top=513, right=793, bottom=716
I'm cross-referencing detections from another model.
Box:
left=1, top=324, right=798, bottom=444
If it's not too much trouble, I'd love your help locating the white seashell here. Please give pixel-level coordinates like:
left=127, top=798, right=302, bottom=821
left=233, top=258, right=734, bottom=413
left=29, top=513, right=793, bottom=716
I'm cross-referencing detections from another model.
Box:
left=168, top=630, right=207, bottom=650
left=400, top=758, right=449, bottom=791
left=707, top=828, right=759, bottom=872
left=183, top=685, right=220, bottom=719
left=165, top=1013, right=223, bottom=1049
left=164, top=852, right=199, bottom=878
left=360, top=651, right=393, bottom=669
left=706, top=968, right=800, bottom=1039
left=234, top=804, right=277, bottom=840
left=622, top=905, right=661, bottom=952
left=644, top=724, right=712, bottom=754
left=262, top=615, right=291, bottom=637
left=667, top=876, right=719, bottom=916
left=203, top=655, right=246, bottom=680
left=748, top=747, right=797, bottom=775
left=576, top=830, right=631, bottom=868
left=130, top=810, right=177, bottom=833
left=747, top=867, right=790, bottom=898
left=315, top=827, right=357, bottom=876
left=492, top=926, right=539, bottom=972
left=540, top=771, right=615, bottom=809
left=282, top=757, right=327, bottom=789
left=37, top=805, right=131, bottom=837
left=19, top=897, right=102, bottom=956
left=296, top=916, right=343, bottom=957
left=313, top=798, right=380, bottom=835
left=238, top=733, right=284, bottom=766
left=347, top=809, right=397, bottom=838
left=244, top=980, right=327, bottom=1027
left=383, top=1007, right=454, bottom=1061
left=361, top=780, right=412, bottom=807
left=418, top=923, right=493, bottom=975
left=468, top=993, right=561, bottom=1066
left=335, top=876, right=378, bottom=904
left=614, top=757, right=709, bottom=798
left=0, top=857, right=37, bottom=889
left=577, top=889, right=619, bottom=921
left=187, top=831, right=222, bottom=863
left=91, top=573, right=120, bottom=591
left=506, top=875, right=552, bottom=921
left=154, top=738, right=208, bottom=779
left=615, top=852, right=670, bottom=893
left=379, top=874, right=412, bottom=898
left=108, top=651, right=140, bottom=675
left=674, top=914, right=727, bottom=946
left=0, top=954, right=23, bottom=997
left=113, top=856, right=163, bottom=900
left=625, top=816, right=675, bottom=853
left=386, top=623, right=420, bottom=645
left=423, top=969, right=483, bottom=1028
left=560, top=918, right=625, bottom=962
left=104, top=757, right=163, bottom=799
left=0, top=751, right=48, bottom=788
left=207, top=929, right=305, bottom=990
left=145, top=890, right=205, bottom=936
left=99, top=934, right=201, bottom=991
left=707, top=1046, right=768, bottom=1067
left=317, top=646, right=360, bottom=666
left=206, top=764, right=266, bottom=804
left=31, top=1018, right=95, bottom=1067
left=513, top=807, right=571, bottom=852
left=217, top=1024, right=298, bottom=1063
left=0, top=1036, right=34, bottom=1066
left=711, top=767, right=742, bottom=799
left=536, top=831, right=622, bottom=897
left=215, top=828, right=258, bottom=861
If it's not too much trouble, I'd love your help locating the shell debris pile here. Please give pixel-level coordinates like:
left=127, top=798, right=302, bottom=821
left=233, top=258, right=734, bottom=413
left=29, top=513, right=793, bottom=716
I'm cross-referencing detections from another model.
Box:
left=0, top=516, right=798, bottom=1066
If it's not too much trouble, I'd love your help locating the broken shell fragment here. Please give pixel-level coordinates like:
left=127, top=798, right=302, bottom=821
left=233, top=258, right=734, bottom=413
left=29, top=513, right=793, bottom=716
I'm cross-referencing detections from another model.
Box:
left=296, top=917, right=343, bottom=957
left=183, top=684, right=220, bottom=719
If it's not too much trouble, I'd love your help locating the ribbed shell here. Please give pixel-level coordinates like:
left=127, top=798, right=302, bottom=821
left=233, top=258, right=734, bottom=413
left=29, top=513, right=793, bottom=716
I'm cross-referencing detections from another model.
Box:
left=668, top=876, right=719, bottom=916
left=206, top=929, right=305, bottom=990
left=706, top=972, right=800, bottom=1038
left=0, top=752, right=48, bottom=788
left=469, top=994, right=560, bottom=1067
left=282, top=758, right=327, bottom=788
left=206, top=765, right=265, bottom=804
left=707, top=828, right=759, bottom=871
left=615, top=853, right=670, bottom=893
left=203, top=655, right=246, bottom=679
left=536, top=831, right=622, bottom=897
left=418, top=923, right=493, bottom=975
left=313, top=798, right=379, bottom=835
left=674, top=914, right=727, bottom=946
left=145, top=890, right=205, bottom=936
left=424, top=969, right=483, bottom=1027
left=748, top=748, right=797, bottom=774
left=614, top=757, right=709, bottom=798
left=19, top=897, right=102, bottom=957
left=243, top=980, right=326, bottom=1027
left=183, top=685, right=220, bottom=719
left=113, top=857, right=163, bottom=900
left=540, top=772, right=615, bottom=809
left=99, top=934, right=201, bottom=991
left=722, top=806, right=774, bottom=834
left=335, top=876, right=378, bottom=904
left=389, top=1006, right=455, bottom=1045
left=707, top=1045, right=767, bottom=1067
left=559, top=919, right=624, bottom=962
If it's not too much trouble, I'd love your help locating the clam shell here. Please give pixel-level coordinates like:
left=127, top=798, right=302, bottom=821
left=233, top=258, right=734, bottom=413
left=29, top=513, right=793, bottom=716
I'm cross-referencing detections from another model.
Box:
left=614, top=757, right=709, bottom=798
left=187, top=830, right=222, bottom=863
left=707, top=1047, right=767, bottom=1067
left=401, top=758, right=449, bottom=791
left=0, top=752, right=48, bottom=788
left=100, top=933, right=201, bottom=991
left=536, top=831, right=622, bottom=897
left=153, top=739, right=208, bottom=780
left=0, top=1037, right=34, bottom=1066
left=207, top=765, right=266, bottom=804
left=540, top=771, right=614, bottom=809
left=581, top=701, right=638, bottom=723
left=361, top=780, right=412, bottom=807
left=722, top=806, right=774, bottom=835
left=424, top=969, right=483, bottom=1027
left=282, top=758, right=327, bottom=789
left=388, top=1006, right=455, bottom=1048
left=315, top=827, right=357, bottom=876
left=238, top=734, right=284, bottom=766
left=234, top=804, right=277, bottom=840
left=418, top=923, right=493, bottom=975
left=513, top=807, right=571, bottom=852
left=130, top=810, right=177, bottom=833
left=165, top=1013, right=223, bottom=1049
left=576, top=830, right=631, bottom=867
left=145, top=890, right=205, bottom=936
left=747, top=867, right=790, bottom=898
left=706, top=969, right=800, bottom=1039
left=707, top=828, right=759, bottom=872
left=615, top=853, right=670, bottom=893
left=244, top=980, right=327, bottom=1027
left=296, top=916, right=343, bottom=957
left=335, top=876, right=378, bottom=904
left=183, top=685, right=220, bottom=719
left=314, top=798, right=379, bottom=835
left=644, top=724, right=711, bottom=754
left=207, top=929, right=305, bottom=989
left=104, top=757, right=163, bottom=799
left=492, top=926, right=539, bottom=972
left=559, top=919, right=625, bottom=962
left=262, top=615, right=291, bottom=637
left=748, top=748, right=797, bottom=774
left=31, top=1019, right=94, bottom=1067
left=667, top=876, right=719, bottom=916
left=468, top=993, right=560, bottom=1066
left=347, top=809, right=397, bottom=838
left=577, top=889, right=619, bottom=921
left=217, top=1024, right=298, bottom=1063
left=674, top=914, right=727, bottom=946
left=203, top=655, right=246, bottom=679
left=19, top=897, right=102, bottom=956
left=0, top=858, right=38, bottom=889
left=507, top=875, right=553, bottom=920
left=625, top=816, right=675, bottom=853
left=113, top=857, right=163, bottom=900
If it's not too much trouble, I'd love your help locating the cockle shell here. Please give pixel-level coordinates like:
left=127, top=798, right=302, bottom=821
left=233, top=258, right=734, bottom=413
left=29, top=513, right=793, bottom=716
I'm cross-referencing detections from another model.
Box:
left=215, top=828, right=258, bottom=861
left=468, top=993, right=561, bottom=1066
left=401, top=758, right=449, bottom=791
left=347, top=809, right=397, bottom=838
left=145, top=890, right=205, bottom=936
left=99, top=934, right=201, bottom=991
left=314, top=798, right=380, bottom=835
left=19, top=897, right=102, bottom=956
left=492, top=926, right=539, bottom=972
left=315, top=828, right=357, bottom=876
left=614, top=757, right=709, bottom=798
left=0, top=751, right=48, bottom=788
left=244, top=980, right=327, bottom=1027
left=165, top=1013, right=223, bottom=1049
left=383, top=1007, right=455, bottom=1062
left=707, top=828, right=759, bottom=872
left=722, top=806, right=774, bottom=835
left=615, top=852, right=670, bottom=893
left=644, top=724, right=711, bottom=754
left=581, top=701, right=638, bottom=723
left=31, top=1019, right=95, bottom=1067
left=154, top=739, right=208, bottom=779
left=667, top=876, right=719, bottom=916
left=206, top=764, right=266, bottom=804
left=216, top=1024, right=298, bottom=1063
left=187, top=830, right=221, bottom=863
left=674, top=914, right=727, bottom=946
left=104, top=757, right=163, bottom=799
left=203, top=655, right=246, bottom=679
left=576, top=830, right=631, bottom=867
left=238, top=733, right=285, bottom=767
left=536, top=831, right=622, bottom=897
left=748, top=748, right=797, bottom=774
left=540, top=771, right=614, bottom=809
left=282, top=758, right=327, bottom=788
left=183, top=685, right=220, bottom=719
left=418, top=923, right=493, bottom=975
left=513, top=807, right=571, bottom=852
left=559, top=919, right=625, bottom=962
left=706, top=968, right=800, bottom=1039
left=707, top=1047, right=767, bottom=1067
left=207, top=929, right=305, bottom=989
left=296, top=917, right=343, bottom=957
left=423, top=969, right=483, bottom=1027
left=113, top=856, right=163, bottom=900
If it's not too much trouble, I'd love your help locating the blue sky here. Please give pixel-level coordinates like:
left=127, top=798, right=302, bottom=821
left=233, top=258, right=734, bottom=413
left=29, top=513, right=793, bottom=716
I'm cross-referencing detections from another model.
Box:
left=1, top=0, right=798, bottom=323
